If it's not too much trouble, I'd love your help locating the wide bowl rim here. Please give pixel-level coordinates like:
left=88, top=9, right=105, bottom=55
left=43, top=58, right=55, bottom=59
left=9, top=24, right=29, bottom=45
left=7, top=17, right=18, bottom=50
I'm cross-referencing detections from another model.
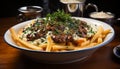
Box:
left=4, top=17, right=115, bottom=54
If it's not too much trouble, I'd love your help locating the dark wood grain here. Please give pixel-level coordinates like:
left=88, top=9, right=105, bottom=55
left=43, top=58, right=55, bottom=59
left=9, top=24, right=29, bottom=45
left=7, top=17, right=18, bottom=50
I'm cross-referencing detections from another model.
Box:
left=0, top=17, right=120, bottom=69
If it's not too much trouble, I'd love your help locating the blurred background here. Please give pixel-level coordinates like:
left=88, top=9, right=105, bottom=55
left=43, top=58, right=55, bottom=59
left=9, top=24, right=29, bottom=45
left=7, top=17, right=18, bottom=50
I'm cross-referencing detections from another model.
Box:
left=0, top=0, right=119, bottom=18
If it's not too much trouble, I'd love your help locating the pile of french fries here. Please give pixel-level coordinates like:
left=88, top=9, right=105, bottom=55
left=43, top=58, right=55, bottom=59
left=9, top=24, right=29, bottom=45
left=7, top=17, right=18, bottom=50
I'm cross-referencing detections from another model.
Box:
left=10, top=25, right=110, bottom=52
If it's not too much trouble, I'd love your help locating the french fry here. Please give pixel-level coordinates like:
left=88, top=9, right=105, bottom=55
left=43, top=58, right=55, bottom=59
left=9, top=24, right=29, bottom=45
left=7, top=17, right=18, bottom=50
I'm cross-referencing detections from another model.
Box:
left=46, top=36, right=53, bottom=52
left=38, top=44, right=47, bottom=48
left=10, top=28, right=18, bottom=41
left=97, top=37, right=102, bottom=44
left=52, top=45, right=75, bottom=50
left=10, top=28, right=28, bottom=48
left=86, top=43, right=97, bottom=48
left=10, top=28, right=42, bottom=50
left=81, top=40, right=90, bottom=47
left=75, top=38, right=87, bottom=45
left=102, top=29, right=111, bottom=38
left=103, top=29, right=111, bottom=35
left=91, top=26, right=103, bottom=43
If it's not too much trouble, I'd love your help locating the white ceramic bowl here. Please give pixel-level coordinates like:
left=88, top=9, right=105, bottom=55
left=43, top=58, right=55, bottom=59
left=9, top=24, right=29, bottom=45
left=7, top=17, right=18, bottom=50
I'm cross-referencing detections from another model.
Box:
left=4, top=17, right=115, bottom=64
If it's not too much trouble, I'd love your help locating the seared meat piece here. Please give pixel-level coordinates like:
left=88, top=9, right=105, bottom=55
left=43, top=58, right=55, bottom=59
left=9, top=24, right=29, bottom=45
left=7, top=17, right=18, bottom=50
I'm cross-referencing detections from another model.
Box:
left=27, top=34, right=35, bottom=41
left=78, top=21, right=88, bottom=37
left=46, top=25, right=55, bottom=31
left=51, top=34, right=73, bottom=44
left=79, top=25, right=87, bottom=37
left=26, top=30, right=46, bottom=41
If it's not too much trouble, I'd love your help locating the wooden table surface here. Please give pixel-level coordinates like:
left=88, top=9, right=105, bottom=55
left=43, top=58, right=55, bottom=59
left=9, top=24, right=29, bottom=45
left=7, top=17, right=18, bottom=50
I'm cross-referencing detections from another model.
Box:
left=0, top=17, right=120, bottom=69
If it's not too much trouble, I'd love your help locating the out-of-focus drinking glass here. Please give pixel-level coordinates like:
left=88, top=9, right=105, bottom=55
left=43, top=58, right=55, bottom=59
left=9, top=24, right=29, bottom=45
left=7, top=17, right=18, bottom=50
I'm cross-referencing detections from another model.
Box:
left=17, top=6, right=43, bottom=22
left=60, top=0, right=98, bottom=17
